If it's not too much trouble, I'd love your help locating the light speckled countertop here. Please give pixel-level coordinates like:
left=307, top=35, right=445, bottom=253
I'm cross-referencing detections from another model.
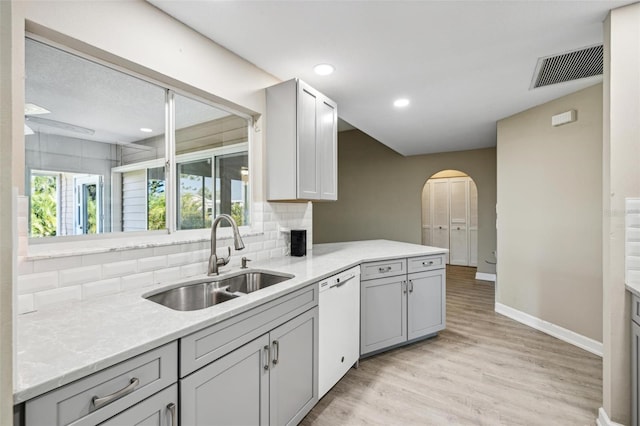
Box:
left=15, top=240, right=447, bottom=404
left=626, top=282, right=640, bottom=297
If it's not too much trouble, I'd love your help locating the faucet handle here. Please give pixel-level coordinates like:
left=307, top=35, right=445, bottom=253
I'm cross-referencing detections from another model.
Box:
left=217, top=246, right=232, bottom=266
left=241, top=257, right=251, bottom=269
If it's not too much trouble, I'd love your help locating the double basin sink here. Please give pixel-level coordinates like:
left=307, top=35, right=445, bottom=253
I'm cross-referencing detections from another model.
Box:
left=145, top=270, right=293, bottom=311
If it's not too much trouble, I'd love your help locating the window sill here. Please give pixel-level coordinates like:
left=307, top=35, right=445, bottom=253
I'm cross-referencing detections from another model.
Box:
left=26, top=227, right=263, bottom=261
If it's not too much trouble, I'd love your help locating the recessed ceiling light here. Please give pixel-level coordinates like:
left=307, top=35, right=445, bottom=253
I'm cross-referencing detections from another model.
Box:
left=314, top=64, right=335, bottom=76
left=394, top=98, right=410, bottom=108
left=140, top=128, right=153, bottom=133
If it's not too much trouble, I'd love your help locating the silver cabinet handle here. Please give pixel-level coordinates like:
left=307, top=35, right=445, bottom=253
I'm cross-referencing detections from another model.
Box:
left=167, top=403, right=176, bottom=426
left=409, top=280, right=414, bottom=293
left=263, top=345, right=270, bottom=370
left=330, top=274, right=356, bottom=288
left=378, top=266, right=392, bottom=273
left=272, top=340, right=279, bottom=365
left=422, top=260, right=434, bottom=266
left=402, top=281, right=407, bottom=294
left=92, top=377, right=139, bottom=409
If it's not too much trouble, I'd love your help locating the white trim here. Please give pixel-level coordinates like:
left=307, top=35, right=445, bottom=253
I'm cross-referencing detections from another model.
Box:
left=596, top=407, right=624, bottom=426
left=494, top=302, right=603, bottom=357
left=475, top=272, right=496, bottom=282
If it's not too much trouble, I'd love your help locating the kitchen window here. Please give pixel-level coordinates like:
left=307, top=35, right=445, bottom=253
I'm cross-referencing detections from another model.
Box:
left=25, top=37, right=252, bottom=241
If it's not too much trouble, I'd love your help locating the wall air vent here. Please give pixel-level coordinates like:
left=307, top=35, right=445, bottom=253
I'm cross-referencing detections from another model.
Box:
left=530, top=44, right=603, bottom=89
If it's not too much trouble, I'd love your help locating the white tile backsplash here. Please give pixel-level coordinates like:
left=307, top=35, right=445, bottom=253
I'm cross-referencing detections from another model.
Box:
left=59, top=265, right=102, bottom=287
left=82, top=278, right=121, bottom=300
left=17, top=271, right=58, bottom=295
left=34, top=286, right=82, bottom=311
left=17, top=202, right=312, bottom=313
left=102, top=260, right=138, bottom=279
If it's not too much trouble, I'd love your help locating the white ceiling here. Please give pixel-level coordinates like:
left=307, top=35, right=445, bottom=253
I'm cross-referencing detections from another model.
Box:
left=149, top=0, right=634, bottom=156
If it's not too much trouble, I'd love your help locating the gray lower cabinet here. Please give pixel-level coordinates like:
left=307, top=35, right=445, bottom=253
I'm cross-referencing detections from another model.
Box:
left=99, top=384, right=178, bottom=426
left=180, top=307, right=318, bottom=426
left=360, top=255, right=446, bottom=356
left=407, top=270, right=446, bottom=340
left=632, top=295, right=640, bottom=426
left=25, top=342, right=178, bottom=426
left=360, top=275, right=407, bottom=354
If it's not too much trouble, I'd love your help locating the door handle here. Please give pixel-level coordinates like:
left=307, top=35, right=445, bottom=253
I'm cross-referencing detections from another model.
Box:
left=330, top=274, right=356, bottom=288
left=263, top=345, right=270, bottom=370
left=378, top=266, right=392, bottom=273
left=167, top=403, right=177, bottom=426
left=402, top=281, right=407, bottom=294
left=409, top=280, right=414, bottom=293
left=272, top=340, right=279, bottom=365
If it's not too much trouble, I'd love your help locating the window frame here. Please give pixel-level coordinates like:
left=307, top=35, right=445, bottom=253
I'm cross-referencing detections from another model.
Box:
left=25, top=34, right=257, bottom=248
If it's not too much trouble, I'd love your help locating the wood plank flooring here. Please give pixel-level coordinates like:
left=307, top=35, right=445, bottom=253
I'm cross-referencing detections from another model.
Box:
left=301, top=265, right=602, bottom=426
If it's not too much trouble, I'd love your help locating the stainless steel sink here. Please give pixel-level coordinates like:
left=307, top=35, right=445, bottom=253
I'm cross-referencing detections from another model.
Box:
left=144, top=270, right=294, bottom=311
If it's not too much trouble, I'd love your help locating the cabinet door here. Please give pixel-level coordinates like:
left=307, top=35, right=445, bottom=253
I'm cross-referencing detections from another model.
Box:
left=99, top=384, right=177, bottom=426
left=633, top=320, right=640, bottom=426
left=431, top=179, right=450, bottom=262
left=318, top=97, right=337, bottom=200
left=421, top=181, right=432, bottom=245
left=269, top=308, right=318, bottom=426
left=407, top=269, right=446, bottom=340
left=360, top=276, right=407, bottom=355
left=297, top=82, right=320, bottom=199
left=449, top=177, right=469, bottom=266
left=469, top=179, right=478, bottom=267
left=181, top=335, right=269, bottom=426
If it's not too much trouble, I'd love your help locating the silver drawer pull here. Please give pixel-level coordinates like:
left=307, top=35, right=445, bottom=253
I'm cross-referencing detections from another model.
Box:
left=92, top=377, right=140, bottom=409
left=378, top=266, right=392, bottom=273
left=167, top=403, right=177, bottom=426
left=272, top=340, right=279, bottom=365
left=422, top=261, right=434, bottom=266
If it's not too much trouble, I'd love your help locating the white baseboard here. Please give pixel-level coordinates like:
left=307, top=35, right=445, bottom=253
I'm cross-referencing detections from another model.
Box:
left=596, top=407, right=624, bottom=426
left=494, top=302, right=603, bottom=357
left=475, top=272, right=496, bottom=282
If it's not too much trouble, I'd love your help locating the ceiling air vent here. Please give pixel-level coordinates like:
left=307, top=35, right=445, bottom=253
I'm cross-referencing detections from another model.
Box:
left=530, top=44, right=603, bottom=89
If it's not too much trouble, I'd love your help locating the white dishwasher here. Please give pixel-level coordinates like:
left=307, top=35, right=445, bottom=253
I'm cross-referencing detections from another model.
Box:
left=318, top=265, right=361, bottom=398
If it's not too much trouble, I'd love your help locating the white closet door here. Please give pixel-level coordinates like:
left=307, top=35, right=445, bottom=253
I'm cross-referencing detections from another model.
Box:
left=469, top=180, right=478, bottom=267
left=449, top=178, right=469, bottom=266
left=421, top=181, right=431, bottom=245
left=431, top=179, right=450, bottom=262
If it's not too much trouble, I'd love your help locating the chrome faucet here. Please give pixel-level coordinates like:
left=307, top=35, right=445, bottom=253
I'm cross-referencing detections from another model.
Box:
left=208, top=214, right=245, bottom=275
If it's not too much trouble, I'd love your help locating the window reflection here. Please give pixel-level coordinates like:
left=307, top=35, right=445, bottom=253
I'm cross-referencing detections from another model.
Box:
left=25, top=38, right=251, bottom=239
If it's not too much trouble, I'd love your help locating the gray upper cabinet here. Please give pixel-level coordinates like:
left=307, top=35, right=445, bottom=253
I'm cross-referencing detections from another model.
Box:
left=266, top=79, right=337, bottom=201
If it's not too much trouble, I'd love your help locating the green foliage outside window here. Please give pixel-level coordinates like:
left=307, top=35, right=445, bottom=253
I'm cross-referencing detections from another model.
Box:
left=30, top=175, right=57, bottom=237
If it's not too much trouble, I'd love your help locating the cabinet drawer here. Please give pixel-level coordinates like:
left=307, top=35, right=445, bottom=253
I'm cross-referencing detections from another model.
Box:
left=25, top=342, right=177, bottom=426
left=407, top=254, right=446, bottom=273
left=361, top=258, right=406, bottom=281
left=99, top=384, right=177, bottom=426
left=633, top=294, right=640, bottom=326
left=181, top=283, right=318, bottom=377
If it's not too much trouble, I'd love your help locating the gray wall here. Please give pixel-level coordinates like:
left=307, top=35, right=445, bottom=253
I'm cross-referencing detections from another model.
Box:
left=314, top=130, right=497, bottom=275
left=496, top=83, right=603, bottom=342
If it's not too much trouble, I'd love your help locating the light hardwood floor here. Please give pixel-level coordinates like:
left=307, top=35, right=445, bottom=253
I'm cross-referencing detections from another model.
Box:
left=301, top=265, right=602, bottom=426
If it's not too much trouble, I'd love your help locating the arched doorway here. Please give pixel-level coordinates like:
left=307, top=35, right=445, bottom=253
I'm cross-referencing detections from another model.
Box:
left=422, top=169, right=478, bottom=266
